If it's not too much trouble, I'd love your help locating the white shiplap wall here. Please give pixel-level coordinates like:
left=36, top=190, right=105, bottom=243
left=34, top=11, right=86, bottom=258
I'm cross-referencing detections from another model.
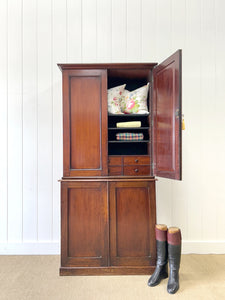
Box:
left=0, top=0, right=224, bottom=254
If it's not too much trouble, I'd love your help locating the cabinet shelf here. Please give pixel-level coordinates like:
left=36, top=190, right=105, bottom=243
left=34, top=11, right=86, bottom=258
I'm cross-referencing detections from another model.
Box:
left=108, top=140, right=149, bottom=143
left=108, top=113, right=150, bottom=129
left=108, top=127, right=149, bottom=130
left=108, top=113, right=149, bottom=117
left=108, top=112, right=150, bottom=154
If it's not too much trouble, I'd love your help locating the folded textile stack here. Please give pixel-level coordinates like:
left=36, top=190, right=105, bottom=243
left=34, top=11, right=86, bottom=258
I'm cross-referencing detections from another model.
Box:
left=116, top=133, right=144, bottom=141
left=116, top=121, right=141, bottom=128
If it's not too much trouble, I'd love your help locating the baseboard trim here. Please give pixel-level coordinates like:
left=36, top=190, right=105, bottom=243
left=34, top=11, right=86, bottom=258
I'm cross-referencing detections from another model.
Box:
left=0, top=241, right=60, bottom=255
left=182, top=240, right=225, bottom=254
left=0, top=241, right=224, bottom=255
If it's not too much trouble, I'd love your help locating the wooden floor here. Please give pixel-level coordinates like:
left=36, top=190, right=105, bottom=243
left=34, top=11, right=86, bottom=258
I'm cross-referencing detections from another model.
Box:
left=0, top=255, right=224, bottom=300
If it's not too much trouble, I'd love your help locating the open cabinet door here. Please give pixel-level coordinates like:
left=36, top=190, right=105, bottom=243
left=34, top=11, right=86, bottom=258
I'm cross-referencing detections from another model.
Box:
left=152, top=50, right=182, bottom=180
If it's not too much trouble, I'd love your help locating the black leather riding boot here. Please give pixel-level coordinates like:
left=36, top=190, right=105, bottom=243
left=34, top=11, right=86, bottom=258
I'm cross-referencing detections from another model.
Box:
left=148, top=224, right=168, bottom=287
left=167, top=227, right=182, bottom=294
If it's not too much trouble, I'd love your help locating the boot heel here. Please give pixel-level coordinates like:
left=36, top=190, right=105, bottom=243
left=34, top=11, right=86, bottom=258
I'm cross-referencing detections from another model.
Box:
left=161, top=271, right=168, bottom=279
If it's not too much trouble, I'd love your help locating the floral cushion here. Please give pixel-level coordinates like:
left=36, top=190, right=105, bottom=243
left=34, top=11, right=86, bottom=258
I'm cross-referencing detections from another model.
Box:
left=107, top=84, right=126, bottom=114
left=120, top=89, right=129, bottom=112
left=120, top=83, right=149, bottom=114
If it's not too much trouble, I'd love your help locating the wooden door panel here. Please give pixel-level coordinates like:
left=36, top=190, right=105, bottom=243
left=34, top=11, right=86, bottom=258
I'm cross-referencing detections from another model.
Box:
left=153, top=50, right=182, bottom=180
left=70, top=76, right=101, bottom=170
left=61, top=181, right=108, bottom=267
left=115, top=187, right=149, bottom=257
left=62, top=69, right=108, bottom=177
left=109, top=181, right=156, bottom=266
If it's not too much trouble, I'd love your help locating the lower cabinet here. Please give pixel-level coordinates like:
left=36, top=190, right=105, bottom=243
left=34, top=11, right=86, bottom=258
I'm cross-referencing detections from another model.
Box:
left=109, top=181, right=156, bottom=267
left=60, top=179, right=156, bottom=275
left=61, top=181, right=109, bottom=270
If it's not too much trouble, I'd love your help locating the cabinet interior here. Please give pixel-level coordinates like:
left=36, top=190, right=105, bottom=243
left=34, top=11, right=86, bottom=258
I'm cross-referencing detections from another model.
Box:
left=107, top=68, right=152, bottom=156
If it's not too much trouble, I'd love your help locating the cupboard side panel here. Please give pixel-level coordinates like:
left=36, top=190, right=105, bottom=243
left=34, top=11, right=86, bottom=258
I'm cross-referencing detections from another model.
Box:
left=62, top=70, right=70, bottom=177
left=61, top=182, right=68, bottom=267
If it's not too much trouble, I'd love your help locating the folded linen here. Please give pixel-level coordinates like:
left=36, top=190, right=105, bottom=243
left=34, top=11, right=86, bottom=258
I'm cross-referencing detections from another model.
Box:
left=116, top=133, right=144, bottom=141
left=116, top=121, right=141, bottom=128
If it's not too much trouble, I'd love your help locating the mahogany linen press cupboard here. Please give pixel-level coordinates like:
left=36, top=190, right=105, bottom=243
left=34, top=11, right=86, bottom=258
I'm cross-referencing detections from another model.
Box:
left=58, top=50, right=182, bottom=275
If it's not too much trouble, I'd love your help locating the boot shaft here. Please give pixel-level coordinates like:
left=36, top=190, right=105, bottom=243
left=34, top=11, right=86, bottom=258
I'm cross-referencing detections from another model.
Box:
left=167, top=227, right=182, bottom=269
left=156, top=240, right=168, bottom=266
left=168, top=243, right=181, bottom=270
left=155, top=225, right=168, bottom=266
left=167, top=227, right=182, bottom=294
left=148, top=225, right=168, bottom=287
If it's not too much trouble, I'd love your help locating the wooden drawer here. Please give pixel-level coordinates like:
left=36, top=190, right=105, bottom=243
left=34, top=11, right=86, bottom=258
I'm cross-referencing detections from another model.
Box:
left=109, top=166, right=122, bottom=176
left=124, top=165, right=150, bottom=176
left=108, top=156, right=122, bottom=166
left=123, top=156, right=150, bottom=165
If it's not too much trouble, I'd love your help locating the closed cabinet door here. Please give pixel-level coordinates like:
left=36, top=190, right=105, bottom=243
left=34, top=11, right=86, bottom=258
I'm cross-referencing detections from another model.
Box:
left=61, top=181, right=109, bottom=268
left=109, top=181, right=156, bottom=267
left=62, top=69, right=108, bottom=176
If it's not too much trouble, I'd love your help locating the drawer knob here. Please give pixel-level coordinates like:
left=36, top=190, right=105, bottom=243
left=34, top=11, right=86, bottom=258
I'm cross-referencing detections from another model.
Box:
left=135, top=168, right=139, bottom=173
left=135, top=159, right=139, bottom=163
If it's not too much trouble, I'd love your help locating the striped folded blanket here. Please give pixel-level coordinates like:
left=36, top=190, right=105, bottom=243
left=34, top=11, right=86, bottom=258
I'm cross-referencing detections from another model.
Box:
left=116, top=133, right=144, bottom=141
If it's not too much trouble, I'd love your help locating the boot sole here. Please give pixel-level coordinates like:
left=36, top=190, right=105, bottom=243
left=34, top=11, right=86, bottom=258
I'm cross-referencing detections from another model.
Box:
left=148, top=273, right=168, bottom=287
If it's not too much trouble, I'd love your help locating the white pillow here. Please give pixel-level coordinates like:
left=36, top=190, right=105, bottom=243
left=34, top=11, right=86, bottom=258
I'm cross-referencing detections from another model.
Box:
left=107, top=84, right=126, bottom=114
left=121, top=83, right=149, bottom=114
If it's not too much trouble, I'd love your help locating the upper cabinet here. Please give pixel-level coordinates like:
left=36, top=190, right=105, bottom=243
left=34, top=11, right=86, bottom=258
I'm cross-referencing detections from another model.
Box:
left=58, top=49, right=182, bottom=180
